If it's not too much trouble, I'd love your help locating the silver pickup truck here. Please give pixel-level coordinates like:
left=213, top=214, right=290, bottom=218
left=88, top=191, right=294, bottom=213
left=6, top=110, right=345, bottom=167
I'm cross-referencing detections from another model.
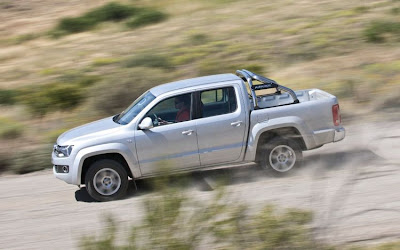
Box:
left=52, top=69, right=345, bottom=201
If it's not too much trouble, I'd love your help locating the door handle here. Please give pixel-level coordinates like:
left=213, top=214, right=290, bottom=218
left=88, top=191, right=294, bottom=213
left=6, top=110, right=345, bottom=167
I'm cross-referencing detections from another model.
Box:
left=182, top=130, right=194, bottom=135
left=230, top=121, right=242, bottom=127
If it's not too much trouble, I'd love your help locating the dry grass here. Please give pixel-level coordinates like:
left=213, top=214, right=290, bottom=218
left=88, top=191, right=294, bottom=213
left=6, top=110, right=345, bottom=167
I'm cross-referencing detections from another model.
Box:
left=0, top=0, right=399, bottom=86
left=0, top=0, right=399, bottom=173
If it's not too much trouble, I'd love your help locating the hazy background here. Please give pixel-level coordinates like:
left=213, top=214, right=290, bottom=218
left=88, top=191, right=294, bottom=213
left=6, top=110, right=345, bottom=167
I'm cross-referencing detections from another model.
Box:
left=0, top=1, right=399, bottom=249
left=0, top=0, right=399, bottom=174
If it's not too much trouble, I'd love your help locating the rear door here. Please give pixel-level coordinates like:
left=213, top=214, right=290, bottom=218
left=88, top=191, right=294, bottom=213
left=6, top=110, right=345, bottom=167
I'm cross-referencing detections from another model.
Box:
left=195, top=85, right=247, bottom=166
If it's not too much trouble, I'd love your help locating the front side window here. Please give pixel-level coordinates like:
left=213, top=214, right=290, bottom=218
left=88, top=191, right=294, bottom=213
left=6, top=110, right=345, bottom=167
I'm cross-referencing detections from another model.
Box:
left=200, top=87, right=237, bottom=118
left=144, top=93, right=192, bottom=127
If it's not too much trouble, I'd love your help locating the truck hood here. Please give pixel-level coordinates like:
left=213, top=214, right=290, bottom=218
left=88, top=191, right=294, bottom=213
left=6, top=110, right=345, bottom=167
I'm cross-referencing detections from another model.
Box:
left=57, top=116, right=121, bottom=145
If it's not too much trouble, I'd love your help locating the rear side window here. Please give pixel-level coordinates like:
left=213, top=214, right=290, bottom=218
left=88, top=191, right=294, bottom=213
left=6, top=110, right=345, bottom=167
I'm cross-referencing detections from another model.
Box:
left=200, top=87, right=237, bottom=118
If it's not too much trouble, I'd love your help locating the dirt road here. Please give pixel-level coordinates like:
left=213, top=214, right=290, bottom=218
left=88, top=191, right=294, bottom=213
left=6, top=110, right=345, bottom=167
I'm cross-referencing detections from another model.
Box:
left=1, top=119, right=399, bottom=249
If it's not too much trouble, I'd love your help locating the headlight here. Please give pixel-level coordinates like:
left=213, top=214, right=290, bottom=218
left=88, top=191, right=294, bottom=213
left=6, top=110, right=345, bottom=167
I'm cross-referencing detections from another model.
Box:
left=53, top=145, right=73, bottom=158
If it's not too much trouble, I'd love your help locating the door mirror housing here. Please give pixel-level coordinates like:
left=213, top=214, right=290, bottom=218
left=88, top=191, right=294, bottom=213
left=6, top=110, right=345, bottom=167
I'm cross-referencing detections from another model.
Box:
left=139, top=117, right=154, bottom=130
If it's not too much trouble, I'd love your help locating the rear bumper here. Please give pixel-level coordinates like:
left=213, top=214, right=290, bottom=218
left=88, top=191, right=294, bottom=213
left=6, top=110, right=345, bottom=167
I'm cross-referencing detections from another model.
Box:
left=334, top=127, right=345, bottom=142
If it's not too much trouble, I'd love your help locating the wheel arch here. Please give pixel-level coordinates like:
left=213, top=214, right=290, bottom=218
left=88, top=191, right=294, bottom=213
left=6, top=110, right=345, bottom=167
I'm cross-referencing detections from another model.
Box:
left=255, top=127, right=306, bottom=162
left=73, top=143, right=140, bottom=185
left=81, top=153, right=133, bottom=185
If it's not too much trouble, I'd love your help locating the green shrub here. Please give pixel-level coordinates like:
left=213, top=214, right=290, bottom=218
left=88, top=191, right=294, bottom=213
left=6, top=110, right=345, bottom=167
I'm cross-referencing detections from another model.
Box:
left=92, top=57, right=121, bottom=66
left=364, top=21, right=400, bottom=43
left=0, top=117, right=23, bottom=139
left=0, top=89, right=19, bottom=105
left=76, top=75, right=101, bottom=87
left=40, top=83, right=83, bottom=109
left=56, top=71, right=101, bottom=87
left=53, top=2, right=137, bottom=35
left=20, top=83, right=84, bottom=117
left=39, top=68, right=58, bottom=76
left=52, top=2, right=166, bottom=36
left=57, top=17, right=97, bottom=33
left=84, top=2, right=137, bottom=22
left=126, top=9, right=167, bottom=28
left=80, top=181, right=320, bottom=250
left=188, top=33, right=209, bottom=45
left=11, top=145, right=52, bottom=174
left=124, top=53, right=171, bottom=69
left=390, top=7, right=400, bottom=15
left=13, top=33, right=39, bottom=44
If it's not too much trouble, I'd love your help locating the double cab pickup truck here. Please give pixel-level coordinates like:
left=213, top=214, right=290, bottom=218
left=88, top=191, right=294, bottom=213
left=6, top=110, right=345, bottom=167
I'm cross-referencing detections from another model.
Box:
left=52, top=69, right=345, bottom=201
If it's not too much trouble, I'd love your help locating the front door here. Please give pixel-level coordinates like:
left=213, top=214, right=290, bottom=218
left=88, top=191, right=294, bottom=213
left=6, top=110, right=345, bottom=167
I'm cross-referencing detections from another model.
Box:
left=135, top=93, right=200, bottom=175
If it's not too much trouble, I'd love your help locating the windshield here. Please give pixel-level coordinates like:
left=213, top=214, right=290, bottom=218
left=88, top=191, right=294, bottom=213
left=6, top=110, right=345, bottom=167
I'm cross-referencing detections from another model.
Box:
left=114, top=91, right=156, bottom=125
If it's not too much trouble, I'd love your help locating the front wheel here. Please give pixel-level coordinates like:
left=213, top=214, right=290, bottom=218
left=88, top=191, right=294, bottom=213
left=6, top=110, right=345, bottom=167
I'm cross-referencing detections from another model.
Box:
left=260, top=137, right=302, bottom=175
left=85, top=159, right=129, bottom=202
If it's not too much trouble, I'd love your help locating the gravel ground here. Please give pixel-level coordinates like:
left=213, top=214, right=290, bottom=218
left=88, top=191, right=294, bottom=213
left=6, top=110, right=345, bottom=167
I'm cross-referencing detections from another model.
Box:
left=1, top=119, right=399, bottom=249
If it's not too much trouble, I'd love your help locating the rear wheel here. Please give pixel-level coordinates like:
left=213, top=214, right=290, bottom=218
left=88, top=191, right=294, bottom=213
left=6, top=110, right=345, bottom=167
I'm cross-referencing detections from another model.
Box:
left=85, top=159, right=128, bottom=202
left=260, top=137, right=302, bottom=175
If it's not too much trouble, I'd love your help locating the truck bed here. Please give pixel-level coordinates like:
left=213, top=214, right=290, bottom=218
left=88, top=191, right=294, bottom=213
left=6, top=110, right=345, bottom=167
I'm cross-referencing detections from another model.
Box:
left=248, top=88, right=343, bottom=153
left=254, top=89, right=334, bottom=109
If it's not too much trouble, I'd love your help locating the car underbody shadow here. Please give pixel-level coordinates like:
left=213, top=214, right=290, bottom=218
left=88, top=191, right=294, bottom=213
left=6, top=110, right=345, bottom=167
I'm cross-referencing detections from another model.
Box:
left=75, top=187, right=97, bottom=202
left=75, top=181, right=144, bottom=202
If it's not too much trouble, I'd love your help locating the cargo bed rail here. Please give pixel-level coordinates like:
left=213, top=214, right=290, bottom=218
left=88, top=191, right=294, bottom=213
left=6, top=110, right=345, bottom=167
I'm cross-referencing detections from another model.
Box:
left=236, top=69, right=299, bottom=109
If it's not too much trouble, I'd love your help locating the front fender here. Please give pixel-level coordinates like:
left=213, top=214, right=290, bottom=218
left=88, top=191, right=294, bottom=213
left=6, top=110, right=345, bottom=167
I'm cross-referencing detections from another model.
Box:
left=72, top=143, right=140, bottom=185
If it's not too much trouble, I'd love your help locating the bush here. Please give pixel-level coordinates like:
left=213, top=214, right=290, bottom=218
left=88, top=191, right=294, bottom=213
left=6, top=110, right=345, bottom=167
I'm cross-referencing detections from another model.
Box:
left=53, top=2, right=137, bottom=35
left=124, top=53, right=171, bottom=69
left=20, top=83, right=84, bottom=117
left=188, top=33, right=209, bottom=45
left=11, top=145, right=52, bottom=174
left=126, top=9, right=167, bottom=28
left=80, top=180, right=320, bottom=250
left=92, top=57, right=121, bottom=67
left=364, top=21, right=400, bottom=43
left=0, top=89, right=18, bottom=105
left=390, top=7, right=400, bottom=15
left=84, top=2, right=137, bottom=22
left=57, top=73, right=101, bottom=87
left=17, top=73, right=99, bottom=117
left=13, top=33, right=39, bottom=44
left=0, top=117, right=23, bottom=139
left=52, top=2, right=166, bottom=36
left=57, top=17, right=97, bottom=34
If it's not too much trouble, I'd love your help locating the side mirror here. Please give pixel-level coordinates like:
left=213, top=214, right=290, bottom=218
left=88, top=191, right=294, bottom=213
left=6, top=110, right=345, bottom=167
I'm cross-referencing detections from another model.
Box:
left=139, top=117, right=154, bottom=130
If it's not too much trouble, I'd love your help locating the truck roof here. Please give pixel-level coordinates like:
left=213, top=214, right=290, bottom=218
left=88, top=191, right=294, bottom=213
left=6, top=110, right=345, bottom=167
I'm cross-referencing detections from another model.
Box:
left=149, top=73, right=241, bottom=96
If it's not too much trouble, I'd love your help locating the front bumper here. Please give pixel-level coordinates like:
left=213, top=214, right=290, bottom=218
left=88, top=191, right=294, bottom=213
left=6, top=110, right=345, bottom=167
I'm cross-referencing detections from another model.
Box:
left=52, top=152, right=79, bottom=185
left=334, top=127, right=345, bottom=142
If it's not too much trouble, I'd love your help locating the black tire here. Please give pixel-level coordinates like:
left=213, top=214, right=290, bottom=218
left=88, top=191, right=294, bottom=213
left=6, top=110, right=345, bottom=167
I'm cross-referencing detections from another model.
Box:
left=85, top=159, right=129, bottom=202
left=260, top=137, right=303, bottom=175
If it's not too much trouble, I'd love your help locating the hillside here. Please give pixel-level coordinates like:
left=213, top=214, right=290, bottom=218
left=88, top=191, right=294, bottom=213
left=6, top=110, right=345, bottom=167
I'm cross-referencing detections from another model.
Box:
left=0, top=0, right=399, bottom=173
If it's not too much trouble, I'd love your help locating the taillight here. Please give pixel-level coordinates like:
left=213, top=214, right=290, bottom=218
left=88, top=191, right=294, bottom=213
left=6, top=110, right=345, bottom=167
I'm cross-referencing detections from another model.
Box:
left=332, top=104, right=341, bottom=126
